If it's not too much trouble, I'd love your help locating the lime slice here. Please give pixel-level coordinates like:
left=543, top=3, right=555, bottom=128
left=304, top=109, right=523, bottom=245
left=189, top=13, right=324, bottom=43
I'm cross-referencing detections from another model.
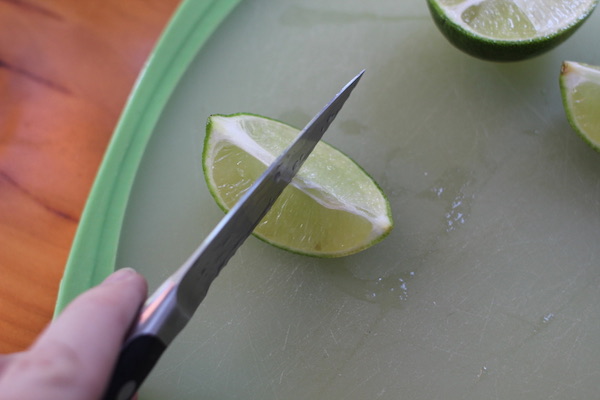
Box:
left=427, top=0, right=599, bottom=61
left=560, top=60, right=600, bottom=152
left=203, top=113, right=393, bottom=257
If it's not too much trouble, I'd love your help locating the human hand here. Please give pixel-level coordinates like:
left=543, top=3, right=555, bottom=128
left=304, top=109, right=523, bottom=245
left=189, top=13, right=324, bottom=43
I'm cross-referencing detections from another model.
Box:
left=0, top=268, right=147, bottom=400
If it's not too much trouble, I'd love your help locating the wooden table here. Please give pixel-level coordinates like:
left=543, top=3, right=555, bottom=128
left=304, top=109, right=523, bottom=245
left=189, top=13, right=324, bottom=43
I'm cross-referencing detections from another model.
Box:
left=0, top=0, right=180, bottom=353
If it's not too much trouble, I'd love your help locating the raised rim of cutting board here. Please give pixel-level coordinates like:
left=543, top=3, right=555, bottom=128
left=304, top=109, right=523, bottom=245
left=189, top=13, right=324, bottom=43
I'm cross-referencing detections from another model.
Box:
left=54, top=0, right=242, bottom=315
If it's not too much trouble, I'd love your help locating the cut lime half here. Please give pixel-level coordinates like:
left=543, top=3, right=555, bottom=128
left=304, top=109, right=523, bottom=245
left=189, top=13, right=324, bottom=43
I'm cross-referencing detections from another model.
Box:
left=560, top=60, right=600, bottom=152
left=203, top=113, right=393, bottom=258
left=427, top=0, right=599, bottom=61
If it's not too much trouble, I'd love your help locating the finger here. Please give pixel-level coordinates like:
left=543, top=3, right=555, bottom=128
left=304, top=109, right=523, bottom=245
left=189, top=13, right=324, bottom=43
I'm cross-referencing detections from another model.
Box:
left=0, top=268, right=147, bottom=400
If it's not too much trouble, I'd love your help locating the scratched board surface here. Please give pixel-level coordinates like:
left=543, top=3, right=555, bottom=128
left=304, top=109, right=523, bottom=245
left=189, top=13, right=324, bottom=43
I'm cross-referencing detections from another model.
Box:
left=117, top=0, right=600, bottom=398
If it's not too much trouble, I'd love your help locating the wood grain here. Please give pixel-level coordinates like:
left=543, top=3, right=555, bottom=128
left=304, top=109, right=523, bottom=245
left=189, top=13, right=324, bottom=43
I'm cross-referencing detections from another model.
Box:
left=0, top=0, right=181, bottom=353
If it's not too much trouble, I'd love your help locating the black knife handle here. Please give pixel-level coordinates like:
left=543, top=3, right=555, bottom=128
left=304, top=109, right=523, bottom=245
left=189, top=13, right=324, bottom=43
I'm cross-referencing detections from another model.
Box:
left=102, top=334, right=166, bottom=400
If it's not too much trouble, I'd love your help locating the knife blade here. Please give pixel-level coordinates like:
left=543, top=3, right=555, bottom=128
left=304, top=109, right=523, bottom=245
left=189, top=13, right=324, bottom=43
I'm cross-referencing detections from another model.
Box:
left=102, top=70, right=364, bottom=400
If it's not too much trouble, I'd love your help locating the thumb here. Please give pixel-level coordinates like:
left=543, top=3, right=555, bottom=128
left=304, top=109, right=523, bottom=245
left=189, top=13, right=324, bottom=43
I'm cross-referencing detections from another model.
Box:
left=0, top=268, right=147, bottom=400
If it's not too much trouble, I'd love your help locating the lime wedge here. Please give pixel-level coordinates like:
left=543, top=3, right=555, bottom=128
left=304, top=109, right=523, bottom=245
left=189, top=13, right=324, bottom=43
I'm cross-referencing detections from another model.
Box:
left=203, top=113, right=393, bottom=257
left=560, top=61, right=600, bottom=152
left=427, top=0, right=599, bottom=61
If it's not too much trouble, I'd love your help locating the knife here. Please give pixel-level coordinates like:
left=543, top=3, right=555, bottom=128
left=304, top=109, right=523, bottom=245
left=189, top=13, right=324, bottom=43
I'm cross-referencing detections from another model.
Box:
left=102, top=70, right=364, bottom=400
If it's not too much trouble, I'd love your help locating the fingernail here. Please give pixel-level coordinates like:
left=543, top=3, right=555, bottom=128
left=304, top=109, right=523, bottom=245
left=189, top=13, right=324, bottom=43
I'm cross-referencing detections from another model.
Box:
left=103, top=268, right=138, bottom=285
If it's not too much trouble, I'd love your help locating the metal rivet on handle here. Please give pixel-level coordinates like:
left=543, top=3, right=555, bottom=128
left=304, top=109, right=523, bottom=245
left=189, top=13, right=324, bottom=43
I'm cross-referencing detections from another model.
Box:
left=116, top=381, right=137, bottom=400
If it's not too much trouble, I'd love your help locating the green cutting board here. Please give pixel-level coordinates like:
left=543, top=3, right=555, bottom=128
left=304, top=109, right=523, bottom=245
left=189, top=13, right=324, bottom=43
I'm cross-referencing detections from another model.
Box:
left=58, top=0, right=600, bottom=398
